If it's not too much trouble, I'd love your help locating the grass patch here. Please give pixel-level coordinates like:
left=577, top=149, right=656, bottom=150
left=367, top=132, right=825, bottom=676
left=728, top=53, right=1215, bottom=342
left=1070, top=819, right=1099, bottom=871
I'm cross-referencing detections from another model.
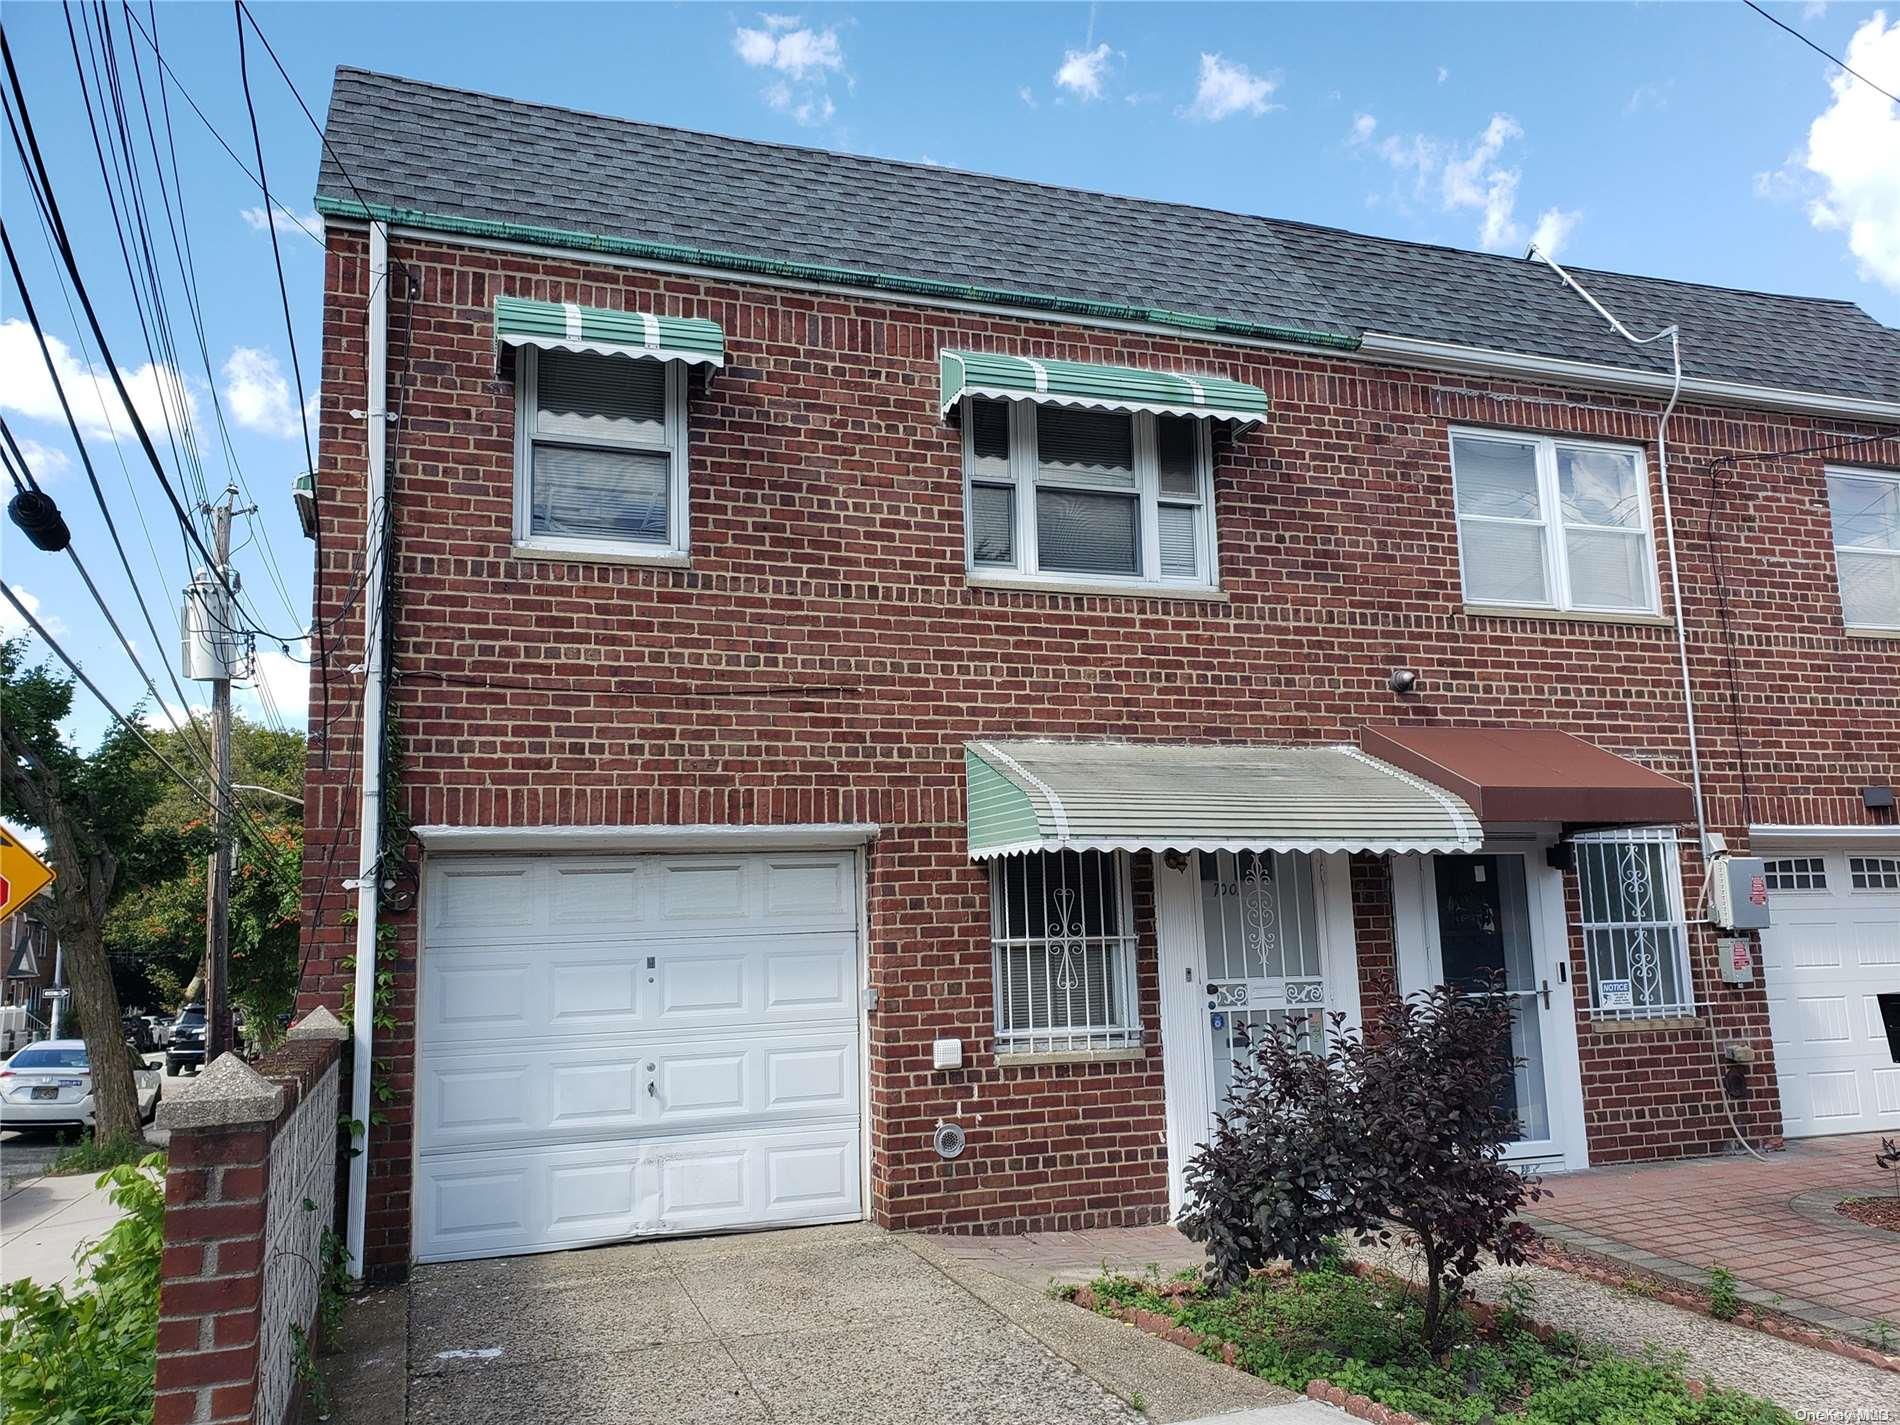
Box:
left=48, top=1133, right=152, bottom=1177
left=1085, top=1262, right=1794, bottom=1425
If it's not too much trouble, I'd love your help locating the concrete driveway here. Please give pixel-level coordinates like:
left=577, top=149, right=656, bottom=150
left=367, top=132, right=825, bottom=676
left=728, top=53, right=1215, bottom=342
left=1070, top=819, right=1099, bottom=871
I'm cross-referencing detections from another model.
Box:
left=396, top=1224, right=1333, bottom=1425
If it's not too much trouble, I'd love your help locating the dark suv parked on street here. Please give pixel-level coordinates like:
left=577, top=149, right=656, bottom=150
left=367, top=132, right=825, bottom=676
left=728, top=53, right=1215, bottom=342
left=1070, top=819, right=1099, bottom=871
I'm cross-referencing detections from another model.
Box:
left=165, top=1004, right=206, bottom=1076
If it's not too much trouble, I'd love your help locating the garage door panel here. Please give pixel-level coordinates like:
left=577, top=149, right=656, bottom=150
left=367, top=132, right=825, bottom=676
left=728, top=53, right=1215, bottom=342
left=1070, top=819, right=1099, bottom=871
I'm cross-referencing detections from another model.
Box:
left=1762, top=845, right=1900, bottom=1138
left=418, top=849, right=862, bottom=1262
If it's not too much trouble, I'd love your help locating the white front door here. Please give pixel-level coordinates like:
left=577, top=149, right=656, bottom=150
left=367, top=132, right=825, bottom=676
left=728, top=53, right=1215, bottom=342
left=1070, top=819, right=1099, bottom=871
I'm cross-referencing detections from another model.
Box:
left=415, top=850, right=864, bottom=1263
left=1394, top=835, right=1588, bottom=1171
left=1758, top=843, right=1900, bottom=1138
left=1157, top=850, right=1361, bottom=1215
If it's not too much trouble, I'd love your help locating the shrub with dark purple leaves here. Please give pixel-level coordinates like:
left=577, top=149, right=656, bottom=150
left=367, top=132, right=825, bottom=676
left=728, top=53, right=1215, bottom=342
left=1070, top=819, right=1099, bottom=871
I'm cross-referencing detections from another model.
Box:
left=1179, top=982, right=1545, bottom=1355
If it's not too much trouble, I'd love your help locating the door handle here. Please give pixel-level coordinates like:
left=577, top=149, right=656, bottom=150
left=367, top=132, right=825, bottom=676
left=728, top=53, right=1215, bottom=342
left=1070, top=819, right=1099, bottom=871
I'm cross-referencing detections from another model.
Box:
left=1540, top=979, right=1551, bottom=1010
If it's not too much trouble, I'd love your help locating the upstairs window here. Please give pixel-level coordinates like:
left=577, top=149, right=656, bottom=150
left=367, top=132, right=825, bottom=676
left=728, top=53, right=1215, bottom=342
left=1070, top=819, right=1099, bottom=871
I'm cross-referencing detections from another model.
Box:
left=1450, top=430, right=1659, bottom=615
left=514, top=348, right=688, bottom=558
left=1827, top=467, right=1900, bottom=631
left=964, top=398, right=1216, bottom=589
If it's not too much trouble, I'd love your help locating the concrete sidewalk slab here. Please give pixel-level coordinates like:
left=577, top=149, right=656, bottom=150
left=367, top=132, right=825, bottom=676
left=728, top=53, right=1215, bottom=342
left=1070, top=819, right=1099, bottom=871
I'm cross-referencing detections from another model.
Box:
left=0, top=1172, right=127, bottom=1289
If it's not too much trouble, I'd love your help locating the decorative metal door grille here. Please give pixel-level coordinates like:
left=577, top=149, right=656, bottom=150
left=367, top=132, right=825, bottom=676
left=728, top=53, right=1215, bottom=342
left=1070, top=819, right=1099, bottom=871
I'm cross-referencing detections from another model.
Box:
left=991, top=850, right=1140, bottom=1053
left=1198, top=851, right=1326, bottom=1103
left=1574, top=828, right=1694, bottom=1019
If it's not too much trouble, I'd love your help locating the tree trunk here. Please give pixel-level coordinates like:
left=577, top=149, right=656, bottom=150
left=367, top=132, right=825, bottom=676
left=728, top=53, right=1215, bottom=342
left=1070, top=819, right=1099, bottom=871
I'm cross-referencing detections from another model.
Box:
left=1419, top=1231, right=1446, bottom=1356
left=56, top=915, right=142, bottom=1142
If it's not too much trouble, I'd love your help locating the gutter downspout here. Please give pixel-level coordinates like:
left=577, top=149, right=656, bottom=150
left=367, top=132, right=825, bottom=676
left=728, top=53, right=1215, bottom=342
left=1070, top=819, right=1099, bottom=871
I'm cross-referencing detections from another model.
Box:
left=346, top=220, right=390, bottom=1278
left=1526, top=246, right=1710, bottom=869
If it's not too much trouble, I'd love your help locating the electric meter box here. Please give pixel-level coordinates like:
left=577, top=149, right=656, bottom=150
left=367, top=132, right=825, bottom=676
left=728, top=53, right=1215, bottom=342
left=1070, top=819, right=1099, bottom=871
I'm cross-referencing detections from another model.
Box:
left=1716, top=937, right=1756, bottom=985
left=1710, top=855, right=1771, bottom=932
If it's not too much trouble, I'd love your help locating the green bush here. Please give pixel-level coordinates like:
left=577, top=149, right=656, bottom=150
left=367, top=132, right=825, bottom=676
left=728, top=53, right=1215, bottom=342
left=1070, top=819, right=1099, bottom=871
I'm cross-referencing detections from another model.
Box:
left=1083, top=1266, right=1794, bottom=1425
left=0, top=1153, right=166, bottom=1425
left=48, top=1134, right=153, bottom=1179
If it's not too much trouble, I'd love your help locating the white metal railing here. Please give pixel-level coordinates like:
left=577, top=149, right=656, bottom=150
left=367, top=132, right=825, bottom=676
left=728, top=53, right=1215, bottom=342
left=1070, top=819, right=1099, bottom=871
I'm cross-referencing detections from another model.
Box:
left=991, top=850, right=1141, bottom=1053
left=1573, top=828, right=1696, bottom=1020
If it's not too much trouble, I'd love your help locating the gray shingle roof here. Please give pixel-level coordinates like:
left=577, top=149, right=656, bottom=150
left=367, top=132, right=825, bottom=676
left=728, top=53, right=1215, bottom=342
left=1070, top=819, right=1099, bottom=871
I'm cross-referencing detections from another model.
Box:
left=317, top=67, right=1900, bottom=406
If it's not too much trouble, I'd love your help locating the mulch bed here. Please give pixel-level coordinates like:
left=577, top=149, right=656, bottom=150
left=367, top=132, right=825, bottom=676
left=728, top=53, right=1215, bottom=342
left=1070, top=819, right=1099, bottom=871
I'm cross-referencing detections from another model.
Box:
left=1835, top=1195, right=1900, bottom=1234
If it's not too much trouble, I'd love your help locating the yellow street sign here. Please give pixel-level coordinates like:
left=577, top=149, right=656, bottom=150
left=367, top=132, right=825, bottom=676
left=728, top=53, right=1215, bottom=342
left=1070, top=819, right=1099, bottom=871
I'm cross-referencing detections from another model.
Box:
left=0, top=830, right=56, bottom=923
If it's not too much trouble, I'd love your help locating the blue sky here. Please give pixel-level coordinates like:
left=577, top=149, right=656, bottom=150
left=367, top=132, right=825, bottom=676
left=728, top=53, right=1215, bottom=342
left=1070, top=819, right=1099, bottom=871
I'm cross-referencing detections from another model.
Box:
left=2, top=1, right=1897, bottom=762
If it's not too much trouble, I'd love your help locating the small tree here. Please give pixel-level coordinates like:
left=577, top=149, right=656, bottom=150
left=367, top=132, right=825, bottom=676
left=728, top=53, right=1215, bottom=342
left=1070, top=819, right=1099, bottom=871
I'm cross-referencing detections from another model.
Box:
left=1180, top=983, right=1544, bottom=1354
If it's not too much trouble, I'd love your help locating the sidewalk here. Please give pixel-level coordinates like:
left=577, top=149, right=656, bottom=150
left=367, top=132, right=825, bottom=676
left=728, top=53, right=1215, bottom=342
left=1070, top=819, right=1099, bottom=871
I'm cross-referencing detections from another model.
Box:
left=0, top=1171, right=128, bottom=1289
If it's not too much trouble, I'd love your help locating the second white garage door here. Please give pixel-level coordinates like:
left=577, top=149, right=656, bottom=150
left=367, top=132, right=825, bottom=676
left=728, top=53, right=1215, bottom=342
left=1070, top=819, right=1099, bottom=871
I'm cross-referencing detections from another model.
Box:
left=1759, top=844, right=1900, bottom=1139
left=415, top=850, right=862, bottom=1263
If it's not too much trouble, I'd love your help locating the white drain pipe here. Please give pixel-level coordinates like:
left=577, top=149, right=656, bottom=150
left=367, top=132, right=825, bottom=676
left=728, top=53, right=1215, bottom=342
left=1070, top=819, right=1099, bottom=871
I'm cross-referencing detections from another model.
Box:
left=346, top=220, right=390, bottom=1277
left=1526, top=245, right=1709, bottom=867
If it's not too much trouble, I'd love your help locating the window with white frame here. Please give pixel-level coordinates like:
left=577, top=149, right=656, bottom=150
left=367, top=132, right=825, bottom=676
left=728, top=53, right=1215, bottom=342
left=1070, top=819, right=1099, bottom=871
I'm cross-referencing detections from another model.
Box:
left=1449, top=430, right=1659, bottom=614
left=514, top=347, right=689, bottom=557
left=1762, top=856, right=1828, bottom=893
left=1850, top=856, right=1900, bottom=891
left=1572, top=828, right=1695, bottom=1018
left=989, top=849, right=1141, bottom=1053
left=964, top=398, right=1215, bottom=588
left=1826, top=467, right=1900, bottom=630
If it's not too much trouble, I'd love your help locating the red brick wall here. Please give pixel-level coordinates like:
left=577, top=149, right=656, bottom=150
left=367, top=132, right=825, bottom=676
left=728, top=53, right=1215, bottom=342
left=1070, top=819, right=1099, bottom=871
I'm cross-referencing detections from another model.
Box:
left=299, top=226, right=1900, bottom=1269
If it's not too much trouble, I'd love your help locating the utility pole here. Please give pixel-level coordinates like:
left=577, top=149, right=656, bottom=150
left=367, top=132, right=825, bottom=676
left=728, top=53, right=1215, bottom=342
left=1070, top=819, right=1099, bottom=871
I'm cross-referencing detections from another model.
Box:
left=184, top=484, right=255, bottom=1062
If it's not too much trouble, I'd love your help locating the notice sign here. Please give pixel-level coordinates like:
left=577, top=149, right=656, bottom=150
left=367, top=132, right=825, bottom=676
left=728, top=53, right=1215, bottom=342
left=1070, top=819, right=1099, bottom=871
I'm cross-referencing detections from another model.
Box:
left=1598, top=979, right=1635, bottom=1010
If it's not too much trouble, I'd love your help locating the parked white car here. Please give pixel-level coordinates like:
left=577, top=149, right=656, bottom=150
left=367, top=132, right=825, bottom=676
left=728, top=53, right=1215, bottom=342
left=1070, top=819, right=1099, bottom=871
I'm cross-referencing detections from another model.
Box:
left=0, top=1040, right=162, bottom=1129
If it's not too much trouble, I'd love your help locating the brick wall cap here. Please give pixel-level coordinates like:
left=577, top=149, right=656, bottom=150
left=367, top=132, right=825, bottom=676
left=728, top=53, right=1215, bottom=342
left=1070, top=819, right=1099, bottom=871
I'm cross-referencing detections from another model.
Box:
left=286, top=1006, right=348, bottom=1042
left=155, top=1053, right=284, bottom=1130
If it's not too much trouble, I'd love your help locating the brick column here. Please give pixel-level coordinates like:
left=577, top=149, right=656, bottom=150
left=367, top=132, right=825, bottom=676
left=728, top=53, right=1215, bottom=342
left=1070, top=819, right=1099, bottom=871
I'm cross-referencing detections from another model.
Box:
left=153, top=1010, right=347, bottom=1425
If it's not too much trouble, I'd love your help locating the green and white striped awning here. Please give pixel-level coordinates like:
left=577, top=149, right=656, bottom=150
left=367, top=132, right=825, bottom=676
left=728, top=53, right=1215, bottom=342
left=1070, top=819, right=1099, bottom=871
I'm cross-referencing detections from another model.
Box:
left=965, top=740, right=1481, bottom=860
left=494, top=296, right=725, bottom=367
left=940, top=350, right=1268, bottom=425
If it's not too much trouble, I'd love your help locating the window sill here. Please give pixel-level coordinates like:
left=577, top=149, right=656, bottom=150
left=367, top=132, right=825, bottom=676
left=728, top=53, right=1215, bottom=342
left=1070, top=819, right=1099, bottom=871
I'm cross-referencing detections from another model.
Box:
left=1583, top=1013, right=1702, bottom=1033
left=969, top=572, right=1228, bottom=603
left=995, top=1044, right=1147, bottom=1068
left=511, top=541, right=690, bottom=570
left=1844, top=623, right=1900, bottom=641
left=1462, top=603, right=1672, bottom=629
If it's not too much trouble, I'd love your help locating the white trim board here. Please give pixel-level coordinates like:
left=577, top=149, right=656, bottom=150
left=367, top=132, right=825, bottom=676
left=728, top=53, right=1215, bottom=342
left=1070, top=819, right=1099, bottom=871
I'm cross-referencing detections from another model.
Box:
left=336, top=219, right=1900, bottom=428
left=1749, top=824, right=1900, bottom=843
left=412, top=822, right=882, bottom=854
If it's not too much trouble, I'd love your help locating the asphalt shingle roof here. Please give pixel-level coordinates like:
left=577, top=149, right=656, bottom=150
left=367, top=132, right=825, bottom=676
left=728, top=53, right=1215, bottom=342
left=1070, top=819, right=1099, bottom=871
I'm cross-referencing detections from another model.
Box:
left=317, top=68, right=1900, bottom=406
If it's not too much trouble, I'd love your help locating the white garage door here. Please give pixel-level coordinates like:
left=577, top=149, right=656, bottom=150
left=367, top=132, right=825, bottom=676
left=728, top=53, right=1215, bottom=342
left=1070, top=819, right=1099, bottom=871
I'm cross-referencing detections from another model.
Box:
left=415, top=850, right=863, bottom=1263
left=1759, top=845, right=1900, bottom=1138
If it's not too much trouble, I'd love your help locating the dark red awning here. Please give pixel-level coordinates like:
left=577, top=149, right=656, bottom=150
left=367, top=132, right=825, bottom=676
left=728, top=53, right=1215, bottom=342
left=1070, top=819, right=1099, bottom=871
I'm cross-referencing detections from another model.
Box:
left=1360, top=725, right=1694, bottom=826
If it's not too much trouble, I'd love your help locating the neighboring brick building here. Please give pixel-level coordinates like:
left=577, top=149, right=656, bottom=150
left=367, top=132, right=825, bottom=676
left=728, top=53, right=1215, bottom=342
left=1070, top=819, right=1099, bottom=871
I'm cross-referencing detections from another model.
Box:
left=300, top=69, right=1900, bottom=1277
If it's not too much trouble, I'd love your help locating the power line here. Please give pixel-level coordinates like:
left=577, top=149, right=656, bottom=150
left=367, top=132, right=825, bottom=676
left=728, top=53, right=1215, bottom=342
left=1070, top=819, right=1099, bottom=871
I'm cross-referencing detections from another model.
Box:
left=1740, top=0, right=1900, bottom=106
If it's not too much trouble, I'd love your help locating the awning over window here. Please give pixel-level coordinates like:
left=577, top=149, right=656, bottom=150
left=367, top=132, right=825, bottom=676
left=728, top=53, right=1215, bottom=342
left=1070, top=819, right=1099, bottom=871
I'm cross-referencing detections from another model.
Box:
left=494, top=297, right=725, bottom=367
left=940, top=350, right=1269, bottom=425
left=1359, top=725, right=1694, bottom=825
left=964, top=740, right=1480, bottom=859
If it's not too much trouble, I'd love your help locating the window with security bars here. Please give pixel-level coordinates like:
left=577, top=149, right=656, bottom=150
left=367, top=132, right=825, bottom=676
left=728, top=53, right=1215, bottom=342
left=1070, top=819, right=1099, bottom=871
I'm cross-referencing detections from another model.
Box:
left=1449, top=429, right=1659, bottom=614
left=1850, top=856, right=1900, bottom=891
left=963, top=397, right=1215, bottom=588
left=1573, top=828, right=1695, bottom=1019
left=990, top=850, right=1141, bottom=1053
left=515, top=347, right=688, bottom=556
left=1762, top=857, right=1828, bottom=892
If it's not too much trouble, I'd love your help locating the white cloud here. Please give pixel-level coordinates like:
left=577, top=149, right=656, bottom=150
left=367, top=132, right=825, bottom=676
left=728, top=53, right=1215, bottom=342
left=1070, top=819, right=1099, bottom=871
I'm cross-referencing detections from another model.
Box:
left=0, top=585, right=67, bottom=642
left=1350, top=110, right=1569, bottom=253
left=13, top=437, right=70, bottom=484
left=0, top=319, right=197, bottom=445
left=1529, top=207, right=1582, bottom=259
left=236, top=647, right=309, bottom=726
left=239, top=205, right=321, bottom=241
left=222, top=347, right=315, bottom=441
left=1436, top=65, right=1450, bottom=85
left=1623, top=80, right=1674, bottom=115
left=1784, top=11, right=1900, bottom=290
left=1055, top=42, right=1114, bottom=101
left=732, top=14, right=845, bottom=126
left=1182, top=53, right=1278, bottom=122
left=1018, top=85, right=1039, bottom=109
left=1803, top=2, right=1831, bottom=19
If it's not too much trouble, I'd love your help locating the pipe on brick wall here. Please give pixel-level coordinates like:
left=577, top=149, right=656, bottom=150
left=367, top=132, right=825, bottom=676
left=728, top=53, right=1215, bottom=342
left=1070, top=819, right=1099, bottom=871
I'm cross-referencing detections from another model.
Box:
left=345, top=220, right=390, bottom=1277
left=1525, top=245, right=1710, bottom=870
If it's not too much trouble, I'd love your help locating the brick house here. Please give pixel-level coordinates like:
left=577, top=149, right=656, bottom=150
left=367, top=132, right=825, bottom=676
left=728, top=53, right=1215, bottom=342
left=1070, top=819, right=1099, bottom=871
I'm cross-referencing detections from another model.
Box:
left=300, top=69, right=1900, bottom=1277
